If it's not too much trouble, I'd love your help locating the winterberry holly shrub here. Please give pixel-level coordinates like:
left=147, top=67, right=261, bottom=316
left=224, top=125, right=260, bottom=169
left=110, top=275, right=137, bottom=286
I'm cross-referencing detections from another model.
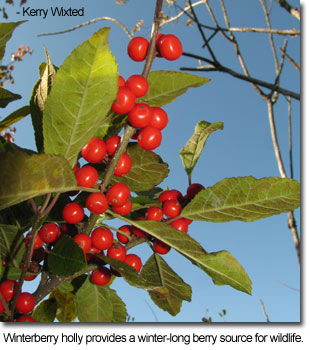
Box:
left=0, top=14, right=300, bottom=323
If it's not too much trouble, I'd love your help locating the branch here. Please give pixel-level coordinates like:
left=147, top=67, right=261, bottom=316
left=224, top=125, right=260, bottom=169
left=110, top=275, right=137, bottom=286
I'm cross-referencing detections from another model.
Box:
left=275, top=0, right=300, bottom=20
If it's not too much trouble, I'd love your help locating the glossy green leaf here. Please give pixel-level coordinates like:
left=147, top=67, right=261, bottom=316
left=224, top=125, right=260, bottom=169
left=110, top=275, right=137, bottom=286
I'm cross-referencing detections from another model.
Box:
left=140, top=254, right=192, bottom=316
left=0, top=224, right=24, bottom=268
left=30, top=49, right=57, bottom=153
left=43, top=27, right=118, bottom=167
left=182, top=176, right=301, bottom=222
left=108, top=215, right=252, bottom=294
left=32, top=299, right=57, bottom=322
left=0, top=151, right=77, bottom=210
left=48, top=235, right=87, bottom=277
left=51, top=289, right=77, bottom=322
left=0, top=21, right=25, bottom=61
left=96, top=112, right=127, bottom=139
left=75, top=277, right=127, bottom=322
left=0, top=87, right=21, bottom=108
left=111, top=143, right=169, bottom=192
left=0, top=105, right=30, bottom=133
left=141, top=70, right=210, bottom=107
left=180, top=121, right=224, bottom=177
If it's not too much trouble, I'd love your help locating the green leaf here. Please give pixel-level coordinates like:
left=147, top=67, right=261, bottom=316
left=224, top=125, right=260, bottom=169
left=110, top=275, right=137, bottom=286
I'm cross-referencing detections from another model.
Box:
left=51, top=289, right=77, bottom=322
left=0, top=105, right=30, bottom=133
left=0, top=87, right=21, bottom=108
left=75, top=277, right=127, bottom=322
left=108, top=216, right=252, bottom=294
left=180, top=121, right=223, bottom=177
left=111, top=143, right=169, bottom=192
left=0, top=151, right=77, bottom=211
left=0, top=224, right=24, bottom=268
left=182, top=176, right=301, bottom=222
left=48, top=235, right=87, bottom=277
left=96, top=112, right=127, bottom=139
left=141, top=70, right=210, bottom=107
left=43, top=27, right=118, bottom=167
left=32, top=299, right=57, bottom=322
left=0, top=21, right=26, bottom=61
left=30, top=49, right=57, bottom=153
left=140, top=254, right=192, bottom=316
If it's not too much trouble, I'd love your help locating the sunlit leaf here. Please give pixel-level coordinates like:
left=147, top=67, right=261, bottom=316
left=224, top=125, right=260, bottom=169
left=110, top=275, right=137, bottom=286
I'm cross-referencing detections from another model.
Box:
left=0, top=105, right=30, bottom=133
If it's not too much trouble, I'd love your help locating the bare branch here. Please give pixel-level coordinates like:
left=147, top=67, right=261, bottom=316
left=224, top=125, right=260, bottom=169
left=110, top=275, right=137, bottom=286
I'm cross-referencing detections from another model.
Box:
left=259, top=299, right=270, bottom=322
left=275, top=0, right=300, bottom=20
left=279, top=47, right=300, bottom=71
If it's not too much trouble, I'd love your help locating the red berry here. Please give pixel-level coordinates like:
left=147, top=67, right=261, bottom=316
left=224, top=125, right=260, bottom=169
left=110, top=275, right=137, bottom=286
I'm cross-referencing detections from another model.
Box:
left=127, top=37, right=149, bottom=62
left=75, top=165, right=98, bottom=188
left=38, top=223, right=60, bottom=243
left=0, top=300, right=4, bottom=314
left=146, top=206, right=163, bottom=221
left=186, top=183, right=205, bottom=199
left=107, top=244, right=127, bottom=261
left=150, top=107, right=168, bottom=130
left=126, top=75, right=149, bottom=97
left=86, top=246, right=102, bottom=263
left=0, top=280, right=17, bottom=301
left=16, top=292, right=35, bottom=314
left=73, top=161, right=80, bottom=174
left=107, top=183, right=131, bottom=207
left=158, top=34, right=183, bottom=61
left=158, top=189, right=184, bottom=203
left=81, top=137, right=107, bottom=164
left=24, top=274, right=37, bottom=281
left=114, top=153, right=132, bottom=177
left=17, top=315, right=36, bottom=322
left=124, top=254, right=142, bottom=272
left=91, top=267, right=111, bottom=286
left=85, top=192, right=108, bottom=215
left=118, top=75, right=126, bottom=87
left=25, top=233, right=44, bottom=250
left=131, top=217, right=148, bottom=238
left=112, top=200, right=132, bottom=215
left=106, top=135, right=121, bottom=156
left=111, top=86, right=136, bottom=115
left=117, top=225, right=132, bottom=244
left=153, top=239, right=171, bottom=255
left=91, top=227, right=114, bottom=251
left=155, top=33, right=165, bottom=56
left=162, top=199, right=182, bottom=218
left=170, top=218, right=189, bottom=233
left=60, top=223, right=78, bottom=237
left=62, top=202, right=84, bottom=224
left=137, top=126, right=162, bottom=151
left=128, top=103, right=153, bottom=129
left=74, top=233, right=92, bottom=253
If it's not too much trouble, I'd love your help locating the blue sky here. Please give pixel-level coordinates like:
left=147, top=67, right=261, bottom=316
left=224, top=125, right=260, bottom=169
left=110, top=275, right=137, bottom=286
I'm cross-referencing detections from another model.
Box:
left=0, top=0, right=301, bottom=323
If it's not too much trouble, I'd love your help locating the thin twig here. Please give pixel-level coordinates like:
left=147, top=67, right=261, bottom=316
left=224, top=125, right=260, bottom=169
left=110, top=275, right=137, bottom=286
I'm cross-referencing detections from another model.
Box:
left=279, top=47, right=300, bottom=71
left=259, top=299, right=270, bottom=322
left=275, top=0, right=300, bottom=20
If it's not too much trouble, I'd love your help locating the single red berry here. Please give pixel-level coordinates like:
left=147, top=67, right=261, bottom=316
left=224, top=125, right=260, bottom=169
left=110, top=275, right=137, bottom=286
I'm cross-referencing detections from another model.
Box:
left=107, top=244, right=127, bottom=261
left=24, top=274, right=37, bottom=281
left=91, top=227, right=114, bottom=251
left=38, top=223, right=60, bottom=243
left=25, top=233, right=44, bottom=250
left=0, top=300, right=4, bottom=314
left=126, top=75, right=149, bottom=97
left=150, top=107, right=168, bottom=130
left=128, top=103, right=153, bottom=129
left=114, top=153, right=132, bottom=177
left=186, top=183, right=205, bottom=199
left=91, top=267, right=111, bottom=286
left=117, top=225, right=132, bottom=244
left=81, top=137, right=107, bottom=164
left=73, top=161, right=80, bottom=174
left=107, top=183, right=131, bottom=207
left=112, top=200, right=132, bottom=215
left=146, top=206, right=163, bottom=221
left=124, top=254, right=142, bottom=272
left=74, top=233, right=92, bottom=253
left=131, top=217, right=148, bottom=238
left=106, top=135, right=121, bottom=156
left=127, top=37, right=149, bottom=61
left=162, top=199, right=182, bottom=218
left=86, top=246, right=102, bottom=263
left=153, top=239, right=171, bottom=255
left=16, top=292, right=35, bottom=314
left=75, top=165, right=98, bottom=188
left=111, top=86, right=136, bottom=115
left=137, top=126, right=162, bottom=151
left=62, top=202, right=84, bottom=224
left=155, top=33, right=165, bottom=57
left=158, top=34, right=183, bottom=61
left=85, top=192, right=108, bottom=215
left=0, top=280, right=17, bottom=301
left=17, top=315, right=36, bottom=322
left=118, top=75, right=126, bottom=87
left=158, top=189, right=184, bottom=203
left=170, top=218, right=189, bottom=233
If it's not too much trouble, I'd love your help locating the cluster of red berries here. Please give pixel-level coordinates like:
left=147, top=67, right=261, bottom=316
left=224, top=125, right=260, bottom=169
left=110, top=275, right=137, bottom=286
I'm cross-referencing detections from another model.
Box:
left=0, top=279, right=35, bottom=322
